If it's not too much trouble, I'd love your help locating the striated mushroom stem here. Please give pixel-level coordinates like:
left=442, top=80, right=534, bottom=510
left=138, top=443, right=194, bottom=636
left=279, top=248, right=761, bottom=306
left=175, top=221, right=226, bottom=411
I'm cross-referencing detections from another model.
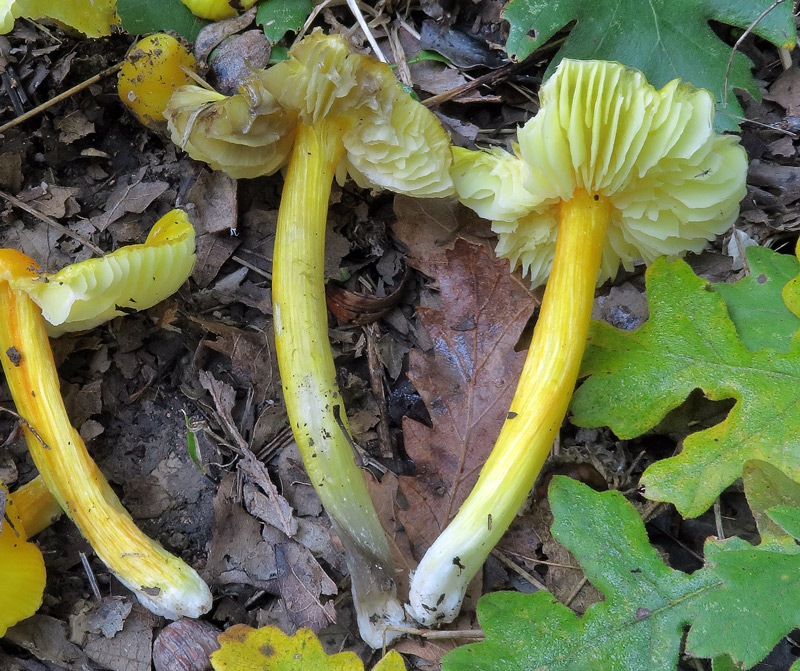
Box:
left=273, top=121, right=405, bottom=646
left=9, top=476, right=63, bottom=538
left=409, top=190, right=611, bottom=623
left=0, top=250, right=211, bottom=620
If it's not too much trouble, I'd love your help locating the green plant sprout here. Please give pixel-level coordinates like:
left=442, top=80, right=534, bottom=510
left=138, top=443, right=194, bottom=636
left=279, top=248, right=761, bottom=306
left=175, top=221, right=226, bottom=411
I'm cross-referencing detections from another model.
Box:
left=408, top=58, right=747, bottom=626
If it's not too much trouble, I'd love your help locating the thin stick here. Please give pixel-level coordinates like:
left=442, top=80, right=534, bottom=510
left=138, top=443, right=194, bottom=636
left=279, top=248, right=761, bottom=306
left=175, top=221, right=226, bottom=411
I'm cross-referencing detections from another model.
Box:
left=491, top=547, right=548, bottom=591
left=0, top=62, right=122, bottom=135
left=0, top=190, right=104, bottom=256
left=80, top=551, right=103, bottom=601
left=421, top=43, right=559, bottom=108
left=346, top=0, right=388, bottom=63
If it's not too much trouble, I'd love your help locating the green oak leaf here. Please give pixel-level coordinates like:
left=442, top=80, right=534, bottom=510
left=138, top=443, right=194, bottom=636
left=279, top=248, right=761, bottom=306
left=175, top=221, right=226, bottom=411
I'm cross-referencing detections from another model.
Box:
left=502, top=0, right=796, bottom=130
left=571, top=258, right=800, bottom=517
left=442, top=477, right=800, bottom=671
left=714, top=245, right=800, bottom=352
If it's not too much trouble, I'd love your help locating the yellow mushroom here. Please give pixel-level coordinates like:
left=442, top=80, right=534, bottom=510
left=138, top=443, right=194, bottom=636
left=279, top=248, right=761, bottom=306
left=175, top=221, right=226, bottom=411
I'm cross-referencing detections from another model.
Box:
left=166, top=31, right=453, bottom=646
left=0, top=0, right=117, bottom=37
left=180, top=0, right=257, bottom=21
left=0, top=210, right=211, bottom=619
left=408, top=58, right=748, bottom=625
left=119, top=34, right=198, bottom=128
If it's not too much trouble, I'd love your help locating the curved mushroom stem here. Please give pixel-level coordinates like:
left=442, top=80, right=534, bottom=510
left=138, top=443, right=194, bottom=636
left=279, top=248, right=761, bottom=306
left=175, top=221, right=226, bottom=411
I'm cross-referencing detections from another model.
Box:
left=10, top=476, right=63, bottom=538
left=0, top=252, right=212, bottom=620
left=273, top=122, right=405, bottom=647
left=408, top=190, right=612, bottom=625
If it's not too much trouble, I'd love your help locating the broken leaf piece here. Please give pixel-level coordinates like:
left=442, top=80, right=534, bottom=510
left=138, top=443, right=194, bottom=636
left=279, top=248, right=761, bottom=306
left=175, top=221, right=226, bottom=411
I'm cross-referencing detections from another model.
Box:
left=13, top=209, right=195, bottom=336
left=0, top=484, right=46, bottom=637
left=210, top=624, right=406, bottom=671
left=572, top=257, right=800, bottom=517
left=0, top=0, right=117, bottom=36
left=442, top=477, right=800, bottom=671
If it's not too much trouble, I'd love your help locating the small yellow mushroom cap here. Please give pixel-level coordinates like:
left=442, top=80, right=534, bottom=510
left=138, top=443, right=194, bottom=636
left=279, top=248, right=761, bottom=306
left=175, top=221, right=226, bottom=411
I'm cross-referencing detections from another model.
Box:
left=167, top=31, right=454, bottom=197
left=453, top=59, right=748, bottom=288
left=166, top=80, right=298, bottom=179
left=180, top=0, right=257, bottom=21
left=119, top=34, right=198, bottom=128
left=13, top=209, right=196, bottom=335
left=1, top=0, right=117, bottom=37
left=0, top=485, right=46, bottom=637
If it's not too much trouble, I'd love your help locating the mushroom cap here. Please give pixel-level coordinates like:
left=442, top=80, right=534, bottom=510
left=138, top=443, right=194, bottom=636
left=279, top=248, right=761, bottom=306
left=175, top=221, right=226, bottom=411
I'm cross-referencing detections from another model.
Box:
left=0, top=485, right=46, bottom=637
left=118, top=34, right=197, bottom=128
left=167, top=31, right=454, bottom=197
left=262, top=31, right=454, bottom=197
left=453, top=59, right=748, bottom=288
left=13, top=209, right=196, bottom=335
left=166, top=81, right=298, bottom=180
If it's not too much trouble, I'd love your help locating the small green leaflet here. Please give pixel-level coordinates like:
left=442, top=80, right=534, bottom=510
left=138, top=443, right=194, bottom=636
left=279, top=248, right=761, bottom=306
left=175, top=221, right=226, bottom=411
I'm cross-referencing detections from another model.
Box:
left=256, top=0, right=312, bottom=44
left=117, top=0, right=208, bottom=42
left=713, top=245, right=800, bottom=352
left=502, top=0, right=797, bottom=130
left=441, top=477, right=800, bottom=671
left=571, top=257, right=800, bottom=517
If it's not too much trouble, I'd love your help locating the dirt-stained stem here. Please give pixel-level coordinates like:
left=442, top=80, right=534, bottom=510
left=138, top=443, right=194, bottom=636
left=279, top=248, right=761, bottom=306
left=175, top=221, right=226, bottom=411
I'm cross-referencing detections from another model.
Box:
left=408, top=190, right=612, bottom=624
left=272, top=122, right=404, bottom=647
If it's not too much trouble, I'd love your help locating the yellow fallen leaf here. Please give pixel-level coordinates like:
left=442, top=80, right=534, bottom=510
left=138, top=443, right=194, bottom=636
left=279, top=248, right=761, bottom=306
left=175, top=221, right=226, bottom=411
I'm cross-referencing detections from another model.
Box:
left=1, top=0, right=117, bottom=37
left=211, top=625, right=406, bottom=671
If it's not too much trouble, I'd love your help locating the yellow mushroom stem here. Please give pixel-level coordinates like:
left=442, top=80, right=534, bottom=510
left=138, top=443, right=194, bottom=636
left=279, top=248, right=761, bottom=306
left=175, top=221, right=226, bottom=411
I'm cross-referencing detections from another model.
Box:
left=409, top=189, right=612, bottom=623
left=0, top=250, right=211, bottom=619
left=10, top=477, right=62, bottom=538
left=273, top=122, right=404, bottom=645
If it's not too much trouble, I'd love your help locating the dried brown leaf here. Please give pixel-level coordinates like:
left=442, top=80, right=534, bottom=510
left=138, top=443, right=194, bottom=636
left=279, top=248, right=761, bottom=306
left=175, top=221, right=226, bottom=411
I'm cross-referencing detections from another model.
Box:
left=89, top=170, right=170, bottom=232
left=397, top=239, right=536, bottom=557
left=392, top=195, right=495, bottom=279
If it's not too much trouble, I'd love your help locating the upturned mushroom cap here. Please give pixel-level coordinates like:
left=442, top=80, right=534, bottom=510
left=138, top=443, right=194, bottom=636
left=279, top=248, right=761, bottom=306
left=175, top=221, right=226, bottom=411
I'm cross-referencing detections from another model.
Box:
left=453, top=59, right=748, bottom=288
left=12, top=209, right=195, bottom=336
left=166, top=82, right=298, bottom=179
left=166, top=31, right=454, bottom=197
